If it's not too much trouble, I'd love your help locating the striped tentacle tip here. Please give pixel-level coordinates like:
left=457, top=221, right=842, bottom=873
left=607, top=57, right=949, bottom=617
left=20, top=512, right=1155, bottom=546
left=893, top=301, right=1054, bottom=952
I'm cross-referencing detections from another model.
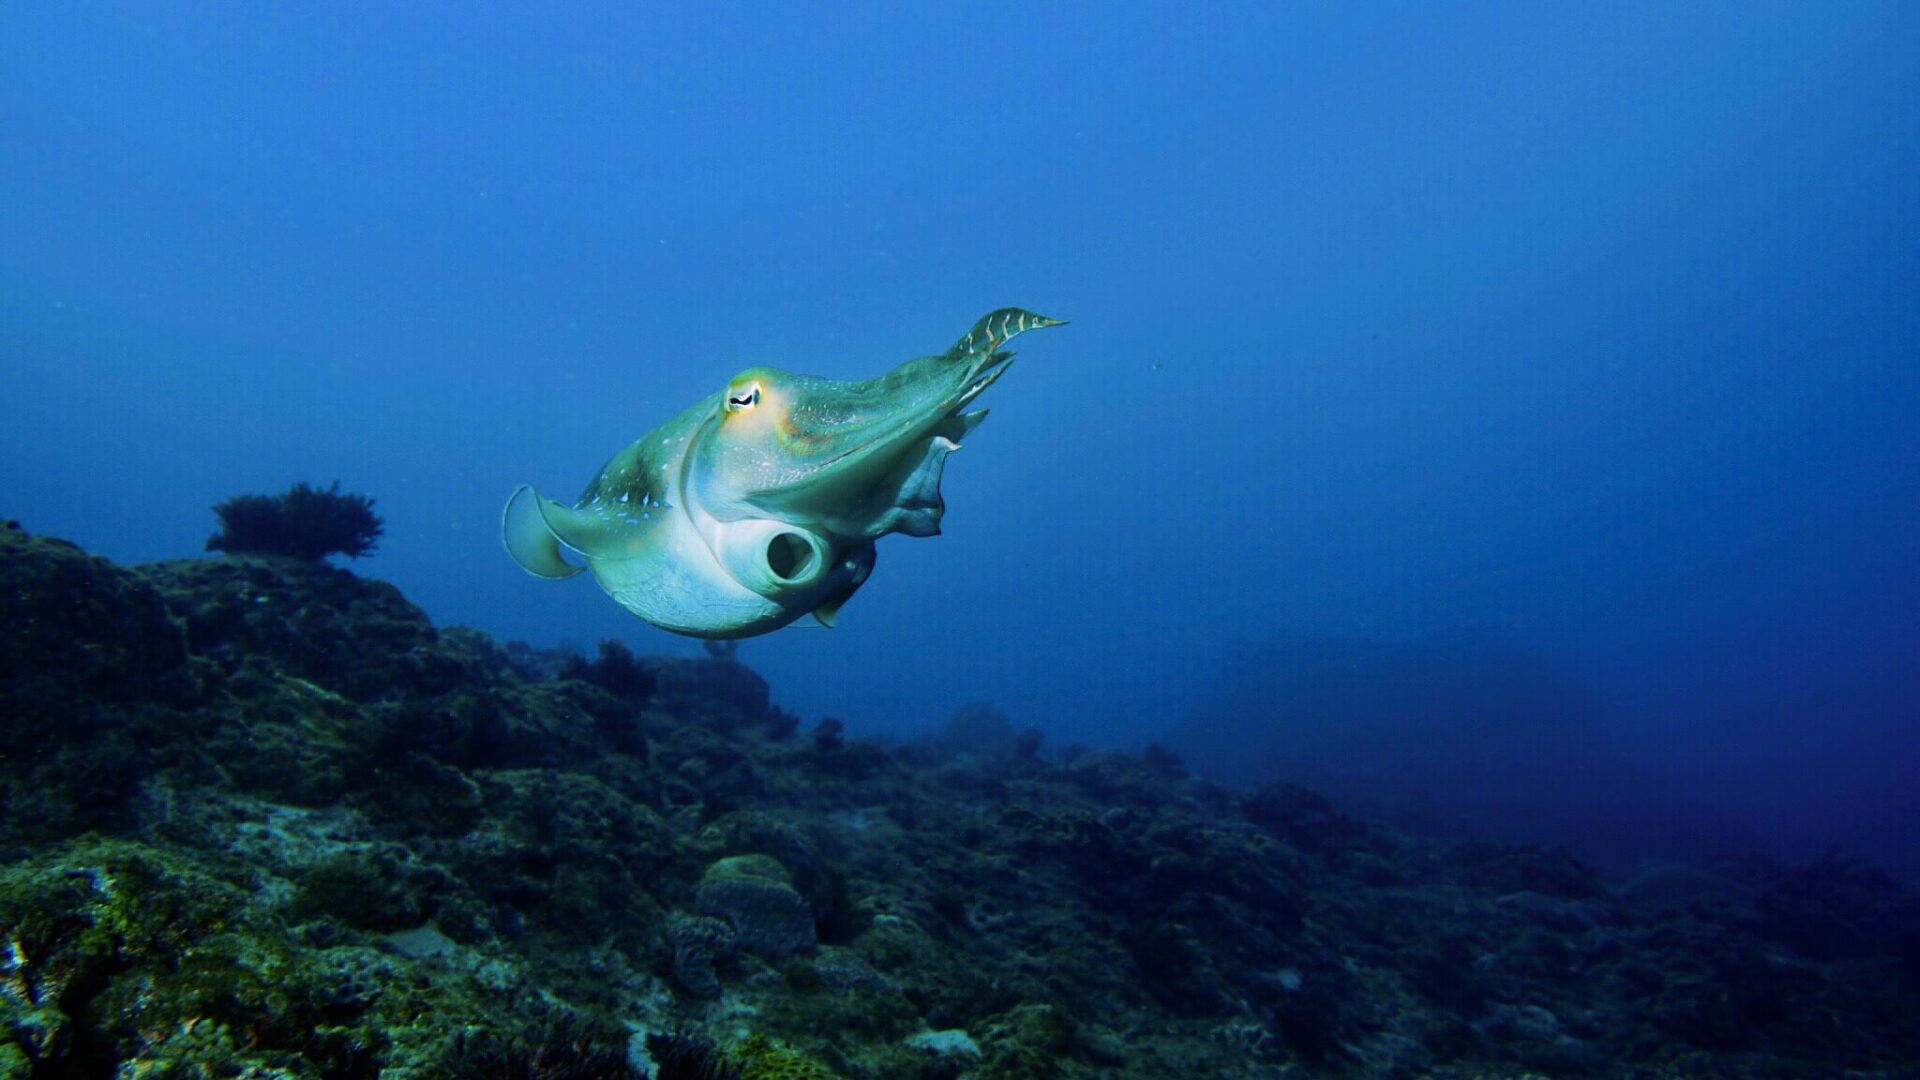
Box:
left=951, top=308, right=1067, bottom=360
left=987, top=308, right=1066, bottom=332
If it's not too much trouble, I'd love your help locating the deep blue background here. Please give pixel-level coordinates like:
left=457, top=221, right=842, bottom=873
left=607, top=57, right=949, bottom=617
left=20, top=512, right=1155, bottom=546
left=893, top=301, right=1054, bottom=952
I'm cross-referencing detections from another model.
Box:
left=5, top=4, right=1916, bottom=878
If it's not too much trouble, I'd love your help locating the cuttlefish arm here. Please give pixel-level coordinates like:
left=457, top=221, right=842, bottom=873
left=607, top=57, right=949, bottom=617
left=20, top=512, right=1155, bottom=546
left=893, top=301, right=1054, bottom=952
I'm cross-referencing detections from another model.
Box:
left=822, top=311, right=1047, bottom=537
left=812, top=310, right=1060, bottom=537
left=698, top=308, right=1066, bottom=537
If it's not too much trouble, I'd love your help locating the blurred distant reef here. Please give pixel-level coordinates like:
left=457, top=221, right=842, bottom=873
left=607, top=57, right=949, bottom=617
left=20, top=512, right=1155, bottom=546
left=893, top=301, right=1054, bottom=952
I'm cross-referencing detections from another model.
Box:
left=1, top=517, right=1916, bottom=1078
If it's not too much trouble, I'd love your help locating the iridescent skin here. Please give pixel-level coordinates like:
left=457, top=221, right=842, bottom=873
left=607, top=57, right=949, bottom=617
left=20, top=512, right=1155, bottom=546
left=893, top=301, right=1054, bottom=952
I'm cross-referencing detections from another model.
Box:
left=503, top=309, right=1063, bottom=639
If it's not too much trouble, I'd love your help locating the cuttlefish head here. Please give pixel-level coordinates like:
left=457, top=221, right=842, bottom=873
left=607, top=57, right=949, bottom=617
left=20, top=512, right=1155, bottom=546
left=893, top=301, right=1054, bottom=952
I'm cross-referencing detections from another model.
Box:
left=689, top=308, right=1065, bottom=540
left=504, top=309, right=1063, bottom=638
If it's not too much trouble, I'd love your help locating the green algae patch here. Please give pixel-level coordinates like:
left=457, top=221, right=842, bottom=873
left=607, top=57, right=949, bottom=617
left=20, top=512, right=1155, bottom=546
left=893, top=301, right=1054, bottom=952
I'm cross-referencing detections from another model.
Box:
left=728, top=1032, right=843, bottom=1080
left=0, top=837, right=626, bottom=1077
left=969, top=1004, right=1078, bottom=1080
left=0, top=836, right=378, bottom=1076
left=288, top=850, right=426, bottom=933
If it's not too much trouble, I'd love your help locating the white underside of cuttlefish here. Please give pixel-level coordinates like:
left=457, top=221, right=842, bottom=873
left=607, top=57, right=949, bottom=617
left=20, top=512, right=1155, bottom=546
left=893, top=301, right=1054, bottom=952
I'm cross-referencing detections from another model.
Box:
left=502, top=308, right=1064, bottom=639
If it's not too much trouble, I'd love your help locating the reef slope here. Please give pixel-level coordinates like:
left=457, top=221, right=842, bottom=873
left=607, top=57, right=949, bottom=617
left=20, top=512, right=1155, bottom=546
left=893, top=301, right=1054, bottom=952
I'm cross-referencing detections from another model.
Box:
left=1, top=520, right=1915, bottom=1078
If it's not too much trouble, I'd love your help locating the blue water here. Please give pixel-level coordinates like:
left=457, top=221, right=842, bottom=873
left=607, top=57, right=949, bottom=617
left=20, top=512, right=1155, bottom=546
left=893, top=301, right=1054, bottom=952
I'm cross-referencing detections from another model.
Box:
left=4, top=4, right=1916, bottom=880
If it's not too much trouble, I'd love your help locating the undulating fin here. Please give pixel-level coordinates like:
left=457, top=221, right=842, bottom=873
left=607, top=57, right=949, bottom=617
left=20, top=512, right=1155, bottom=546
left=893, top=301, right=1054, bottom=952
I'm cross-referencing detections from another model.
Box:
left=502, top=485, right=586, bottom=579
left=504, top=483, right=664, bottom=577
left=942, top=308, right=1067, bottom=368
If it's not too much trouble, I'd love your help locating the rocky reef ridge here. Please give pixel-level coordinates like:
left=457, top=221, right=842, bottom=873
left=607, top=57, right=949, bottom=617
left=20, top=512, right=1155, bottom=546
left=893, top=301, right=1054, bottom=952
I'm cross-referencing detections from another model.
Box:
left=1, top=519, right=1916, bottom=1078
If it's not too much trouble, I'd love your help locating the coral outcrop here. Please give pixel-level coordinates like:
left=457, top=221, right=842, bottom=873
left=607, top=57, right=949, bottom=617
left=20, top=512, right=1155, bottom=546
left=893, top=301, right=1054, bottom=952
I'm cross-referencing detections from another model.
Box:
left=695, top=855, right=817, bottom=959
left=205, top=481, right=384, bottom=561
left=1, top=518, right=1916, bottom=1078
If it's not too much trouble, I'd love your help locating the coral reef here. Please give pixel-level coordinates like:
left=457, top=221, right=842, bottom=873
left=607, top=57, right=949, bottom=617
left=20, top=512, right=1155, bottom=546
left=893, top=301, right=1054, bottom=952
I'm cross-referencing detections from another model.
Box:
left=694, top=855, right=816, bottom=959
left=1, top=517, right=1917, bottom=1078
left=206, top=481, right=384, bottom=561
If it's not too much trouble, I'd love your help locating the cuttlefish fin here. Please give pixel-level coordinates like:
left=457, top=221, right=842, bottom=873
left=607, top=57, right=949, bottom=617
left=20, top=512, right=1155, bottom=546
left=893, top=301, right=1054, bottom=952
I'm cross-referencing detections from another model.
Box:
left=505, top=484, right=662, bottom=579
left=503, top=486, right=586, bottom=579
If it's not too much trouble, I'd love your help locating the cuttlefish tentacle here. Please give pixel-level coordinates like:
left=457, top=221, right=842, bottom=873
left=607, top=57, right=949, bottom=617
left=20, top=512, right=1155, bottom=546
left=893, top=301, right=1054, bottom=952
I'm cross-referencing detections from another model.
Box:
left=503, top=308, right=1063, bottom=638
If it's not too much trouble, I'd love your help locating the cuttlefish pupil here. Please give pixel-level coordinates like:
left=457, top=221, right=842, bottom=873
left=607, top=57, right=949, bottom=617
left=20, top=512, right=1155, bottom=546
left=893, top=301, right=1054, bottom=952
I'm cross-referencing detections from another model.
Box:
left=502, top=307, right=1064, bottom=639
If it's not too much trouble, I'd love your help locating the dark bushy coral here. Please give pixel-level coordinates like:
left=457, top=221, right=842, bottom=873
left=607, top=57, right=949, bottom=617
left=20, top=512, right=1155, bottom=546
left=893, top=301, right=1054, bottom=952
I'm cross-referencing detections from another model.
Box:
left=644, top=1034, right=742, bottom=1080
left=207, top=481, right=383, bottom=561
left=444, top=1013, right=638, bottom=1079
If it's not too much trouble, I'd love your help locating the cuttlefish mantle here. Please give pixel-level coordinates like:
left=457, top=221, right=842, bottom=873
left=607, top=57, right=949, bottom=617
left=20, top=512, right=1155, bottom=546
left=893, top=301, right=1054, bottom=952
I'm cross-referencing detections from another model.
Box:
left=503, top=308, right=1064, bottom=639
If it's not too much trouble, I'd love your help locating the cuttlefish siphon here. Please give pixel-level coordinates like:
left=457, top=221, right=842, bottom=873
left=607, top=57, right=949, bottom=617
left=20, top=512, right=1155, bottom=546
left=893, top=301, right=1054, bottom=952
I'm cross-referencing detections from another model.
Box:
left=503, top=308, right=1064, bottom=639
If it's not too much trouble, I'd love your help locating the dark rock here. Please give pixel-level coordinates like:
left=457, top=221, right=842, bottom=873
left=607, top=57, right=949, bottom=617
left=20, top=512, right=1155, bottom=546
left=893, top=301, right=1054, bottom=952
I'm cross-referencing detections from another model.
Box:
left=1446, top=839, right=1606, bottom=899
left=649, top=656, right=771, bottom=729
left=911, top=702, right=1016, bottom=763
left=0, top=523, right=197, bottom=709
left=141, top=553, right=447, bottom=701
left=558, top=639, right=656, bottom=707
left=1242, top=782, right=1371, bottom=859
left=0, top=526, right=201, bottom=840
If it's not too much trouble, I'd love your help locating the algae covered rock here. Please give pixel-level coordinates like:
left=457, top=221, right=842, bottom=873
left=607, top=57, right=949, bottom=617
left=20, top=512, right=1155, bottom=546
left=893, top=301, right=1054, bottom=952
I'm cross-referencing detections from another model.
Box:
left=0, top=521, right=196, bottom=710
left=0, top=522, right=201, bottom=841
left=909, top=702, right=1018, bottom=763
left=695, top=855, right=817, bottom=958
left=142, top=552, right=451, bottom=702
left=728, top=1033, right=842, bottom=1080
left=0, top=836, right=636, bottom=1077
left=650, top=655, right=769, bottom=715
left=0, top=837, right=383, bottom=1076
left=970, top=1003, right=1077, bottom=1080
left=901, top=1027, right=982, bottom=1072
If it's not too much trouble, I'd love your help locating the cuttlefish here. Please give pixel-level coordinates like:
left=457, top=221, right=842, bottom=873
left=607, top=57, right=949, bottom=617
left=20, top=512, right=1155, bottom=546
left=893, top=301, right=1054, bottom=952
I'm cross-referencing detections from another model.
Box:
left=503, top=308, right=1063, bottom=638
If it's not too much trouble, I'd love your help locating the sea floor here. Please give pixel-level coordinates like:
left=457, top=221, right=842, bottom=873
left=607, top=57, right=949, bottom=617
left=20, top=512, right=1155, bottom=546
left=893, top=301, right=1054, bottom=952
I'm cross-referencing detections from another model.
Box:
left=1, top=519, right=1916, bottom=1078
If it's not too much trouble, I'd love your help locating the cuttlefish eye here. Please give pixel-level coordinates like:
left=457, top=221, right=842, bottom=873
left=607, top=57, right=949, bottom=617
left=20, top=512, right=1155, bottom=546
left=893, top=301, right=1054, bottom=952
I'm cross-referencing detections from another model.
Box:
left=725, top=383, right=761, bottom=413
